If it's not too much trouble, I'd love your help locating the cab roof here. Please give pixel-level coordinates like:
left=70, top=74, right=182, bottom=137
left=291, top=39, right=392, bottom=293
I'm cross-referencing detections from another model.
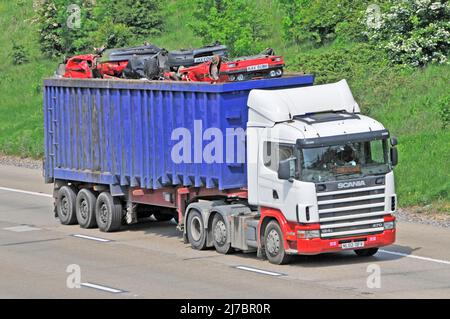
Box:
left=247, top=79, right=360, bottom=123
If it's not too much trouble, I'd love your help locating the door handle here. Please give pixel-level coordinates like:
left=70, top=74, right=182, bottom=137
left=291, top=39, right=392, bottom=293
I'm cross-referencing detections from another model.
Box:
left=272, top=190, right=279, bottom=199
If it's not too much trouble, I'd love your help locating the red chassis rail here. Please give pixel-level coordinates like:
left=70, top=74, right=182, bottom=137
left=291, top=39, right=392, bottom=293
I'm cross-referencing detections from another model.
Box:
left=130, top=186, right=248, bottom=224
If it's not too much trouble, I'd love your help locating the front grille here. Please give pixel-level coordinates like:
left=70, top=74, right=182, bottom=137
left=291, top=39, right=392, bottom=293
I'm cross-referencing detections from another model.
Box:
left=317, top=185, right=386, bottom=239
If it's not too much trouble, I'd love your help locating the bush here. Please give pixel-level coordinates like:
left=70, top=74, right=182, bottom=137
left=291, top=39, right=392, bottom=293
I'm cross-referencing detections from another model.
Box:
left=33, top=0, right=64, bottom=58
left=33, top=0, right=163, bottom=57
left=92, top=18, right=133, bottom=49
left=191, top=0, right=270, bottom=56
left=277, top=0, right=391, bottom=45
left=293, top=43, right=392, bottom=84
left=11, top=43, right=29, bottom=65
left=366, top=0, right=450, bottom=67
left=108, top=0, right=163, bottom=38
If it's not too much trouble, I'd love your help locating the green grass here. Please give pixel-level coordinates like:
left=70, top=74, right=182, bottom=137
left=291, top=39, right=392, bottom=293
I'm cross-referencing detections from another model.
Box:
left=365, top=65, right=450, bottom=208
left=0, top=0, right=448, bottom=211
left=0, top=1, right=57, bottom=157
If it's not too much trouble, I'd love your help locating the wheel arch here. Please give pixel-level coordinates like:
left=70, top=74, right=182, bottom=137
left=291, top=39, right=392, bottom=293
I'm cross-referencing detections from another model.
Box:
left=258, top=207, right=291, bottom=250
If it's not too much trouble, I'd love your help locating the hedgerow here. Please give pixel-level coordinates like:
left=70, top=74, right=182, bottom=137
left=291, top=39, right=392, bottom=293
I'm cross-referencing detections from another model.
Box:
left=366, top=0, right=450, bottom=67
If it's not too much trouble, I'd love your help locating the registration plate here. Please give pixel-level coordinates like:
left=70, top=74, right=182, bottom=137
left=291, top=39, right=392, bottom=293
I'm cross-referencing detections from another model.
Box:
left=194, top=56, right=213, bottom=63
left=341, top=241, right=365, bottom=250
left=247, top=63, right=269, bottom=72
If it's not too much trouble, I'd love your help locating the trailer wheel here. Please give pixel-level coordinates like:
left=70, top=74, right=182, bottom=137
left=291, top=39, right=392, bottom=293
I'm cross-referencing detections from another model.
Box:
left=212, top=214, right=233, bottom=254
left=76, top=189, right=97, bottom=229
left=153, top=208, right=175, bottom=222
left=95, top=192, right=122, bottom=232
left=56, top=186, right=78, bottom=225
left=354, top=248, right=379, bottom=257
left=187, top=209, right=207, bottom=250
left=264, top=220, right=292, bottom=265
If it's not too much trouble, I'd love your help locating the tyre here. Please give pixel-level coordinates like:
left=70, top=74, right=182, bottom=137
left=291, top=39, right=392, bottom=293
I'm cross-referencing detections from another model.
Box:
left=212, top=214, right=233, bottom=254
left=144, top=57, right=160, bottom=79
left=136, top=205, right=153, bottom=219
left=264, top=220, right=292, bottom=265
left=95, top=192, right=123, bottom=232
left=153, top=208, right=175, bottom=222
left=56, top=186, right=78, bottom=225
left=354, top=248, right=379, bottom=257
left=187, top=209, right=207, bottom=250
left=75, top=188, right=97, bottom=229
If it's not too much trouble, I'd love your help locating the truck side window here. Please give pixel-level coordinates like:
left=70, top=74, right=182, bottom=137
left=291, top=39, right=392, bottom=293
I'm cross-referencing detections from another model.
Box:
left=263, top=142, right=274, bottom=169
left=263, top=142, right=294, bottom=172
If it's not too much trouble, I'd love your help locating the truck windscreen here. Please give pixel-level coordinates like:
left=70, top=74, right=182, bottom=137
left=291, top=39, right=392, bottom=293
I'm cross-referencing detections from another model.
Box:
left=298, top=139, right=390, bottom=183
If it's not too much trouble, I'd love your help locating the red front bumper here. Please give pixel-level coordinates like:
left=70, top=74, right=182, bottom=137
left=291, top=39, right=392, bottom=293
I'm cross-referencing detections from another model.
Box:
left=291, top=229, right=396, bottom=255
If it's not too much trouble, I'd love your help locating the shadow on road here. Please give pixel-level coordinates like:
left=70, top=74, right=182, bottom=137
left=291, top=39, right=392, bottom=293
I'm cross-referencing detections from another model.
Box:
left=124, top=217, right=182, bottom=239
left=117, top=219, right=415, bottom=267
left=231, top=244, right=414, bottom=268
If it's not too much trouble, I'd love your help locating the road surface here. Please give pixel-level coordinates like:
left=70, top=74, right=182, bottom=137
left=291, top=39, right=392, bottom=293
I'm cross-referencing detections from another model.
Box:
left=0, top=164, right=449, bottom=298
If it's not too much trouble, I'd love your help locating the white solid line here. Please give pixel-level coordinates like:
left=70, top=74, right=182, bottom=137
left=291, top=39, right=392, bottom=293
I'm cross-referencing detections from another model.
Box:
left=81, top=282, right=124, bottom=294
left=379, top=249, right=450, bottom=266
left=73, top=234, right=111, bottom=242
left=0, top=186, right=52, bottom=198
left=236, top=266, right=284, bottom=276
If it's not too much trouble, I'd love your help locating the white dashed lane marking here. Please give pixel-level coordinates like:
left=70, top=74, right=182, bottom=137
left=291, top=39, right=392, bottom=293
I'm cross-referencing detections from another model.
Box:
left=0, top=186, right=52, bottom=198
left=235, top=266, right=284, bottom=276
left=81, top=282, right=125, bottom=294
left=3, top=225, right=42, bottom=232
left=380, top=249, right=450, bottom=266
left=72, top=234, right=112, bottom=242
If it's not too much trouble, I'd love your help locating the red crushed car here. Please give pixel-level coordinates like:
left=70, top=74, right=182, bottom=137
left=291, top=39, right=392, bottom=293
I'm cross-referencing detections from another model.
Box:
left=176, top=49, right=284, bottom=83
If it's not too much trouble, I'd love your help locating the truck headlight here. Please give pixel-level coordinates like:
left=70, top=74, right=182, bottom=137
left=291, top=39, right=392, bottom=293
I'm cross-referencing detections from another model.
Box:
left=384, top=221, right=395, bottom=230
left=297, top=230, right=320, bottom=239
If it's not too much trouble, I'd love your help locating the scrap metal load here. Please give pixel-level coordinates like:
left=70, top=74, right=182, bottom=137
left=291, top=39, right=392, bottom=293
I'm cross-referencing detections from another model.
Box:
left=57, top=42, right=285, bottom=83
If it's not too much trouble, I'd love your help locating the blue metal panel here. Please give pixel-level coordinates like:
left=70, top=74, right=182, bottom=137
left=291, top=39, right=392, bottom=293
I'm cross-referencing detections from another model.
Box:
left=43, top=75, right=315, bottom=190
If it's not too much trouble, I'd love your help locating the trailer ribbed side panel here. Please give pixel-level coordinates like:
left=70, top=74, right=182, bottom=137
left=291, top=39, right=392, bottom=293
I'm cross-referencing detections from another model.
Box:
left=43, top=76, right=314, bottom=190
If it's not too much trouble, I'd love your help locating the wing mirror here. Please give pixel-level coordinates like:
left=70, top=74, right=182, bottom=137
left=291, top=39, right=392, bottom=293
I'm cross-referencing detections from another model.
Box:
left=390, top=136, right=398, bottom=166
left=278, top=157, right=296, bottom=182
left=390, top=137, right=398, bottom=147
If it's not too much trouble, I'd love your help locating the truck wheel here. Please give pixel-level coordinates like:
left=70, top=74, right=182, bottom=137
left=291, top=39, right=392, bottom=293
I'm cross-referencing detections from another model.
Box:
left=264, top=221, right=292, bottom=265
left=187, top=209, right=207, bottom=250
left=95, top=192, right=122, bottom=232
left=56, top=186, right=78, bottom=225
left=153, top=209, right=174, bottom=222
left=76, top=189, right=97, bottom=229
left=354, top=248, right=379, bottom=257
left=212, top=214, right=233, bottom=254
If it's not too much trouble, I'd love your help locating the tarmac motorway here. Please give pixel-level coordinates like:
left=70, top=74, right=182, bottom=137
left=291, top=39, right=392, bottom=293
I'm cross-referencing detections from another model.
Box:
left=1, top=164, right=450, bottom=298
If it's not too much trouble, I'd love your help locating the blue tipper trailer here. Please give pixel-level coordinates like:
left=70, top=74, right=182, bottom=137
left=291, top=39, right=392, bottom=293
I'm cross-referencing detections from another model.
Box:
left=43, top=75, right=314, bottom=232
left=43, top=76, right=314, bottom=190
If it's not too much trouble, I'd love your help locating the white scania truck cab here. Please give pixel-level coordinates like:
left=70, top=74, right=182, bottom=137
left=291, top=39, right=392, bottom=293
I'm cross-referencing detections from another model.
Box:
left=184, top=79, right=397, bottom=265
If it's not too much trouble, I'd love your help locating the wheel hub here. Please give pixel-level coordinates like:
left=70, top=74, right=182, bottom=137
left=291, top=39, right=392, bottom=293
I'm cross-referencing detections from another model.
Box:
left=80, top=200, right=88, bottom=220
left=214, top=220, right=227, bottom=246
left=100, top=203, right=108, bottom=224
left=190, top=216, right=202, bottom=242
left=61, top=197, right=69, bottom=217
left=266, top=229, right=280, bottom=256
